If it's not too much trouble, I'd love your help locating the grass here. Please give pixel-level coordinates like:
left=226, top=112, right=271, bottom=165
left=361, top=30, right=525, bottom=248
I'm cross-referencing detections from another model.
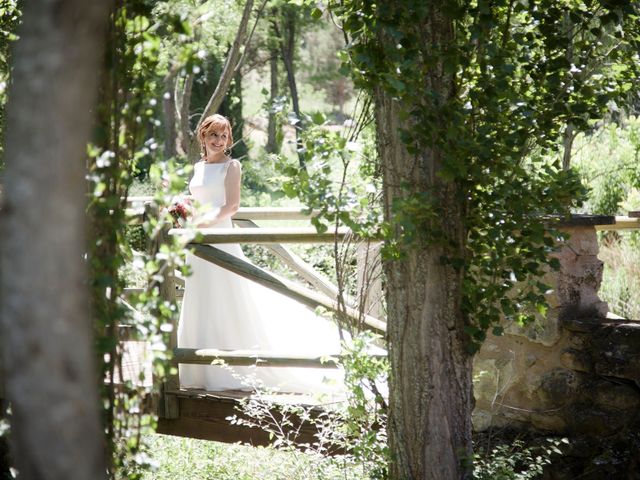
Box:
left=137, top=434, right=370, bottom=480
left=598, top=233, right=640, bottom=320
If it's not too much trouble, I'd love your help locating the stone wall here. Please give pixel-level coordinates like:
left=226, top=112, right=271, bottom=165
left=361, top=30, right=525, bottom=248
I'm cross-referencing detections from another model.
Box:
left=473, top=220, right=640, bottom=437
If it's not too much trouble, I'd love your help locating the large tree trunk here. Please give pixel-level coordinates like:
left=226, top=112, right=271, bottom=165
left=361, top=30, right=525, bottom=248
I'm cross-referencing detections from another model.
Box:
left=0, top=1, right=111, bottom=478
left=375, top=9, right=474, bottom=480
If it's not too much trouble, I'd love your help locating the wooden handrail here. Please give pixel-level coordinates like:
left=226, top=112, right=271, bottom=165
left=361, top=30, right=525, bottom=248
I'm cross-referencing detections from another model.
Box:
left=174, top=347, right=386, bottom=368
left=125, top=198, right=318, bottom=222
left=173, top=348, right=349, bottom=368
left=125, top=198, right=640, bottom=231
left=171, top=227, right=352, bottom=244
left=190, top=244, right=387, bottom=333
left=595, top=216, right=640, bottom=231
left=233, top=208, right=317, bottom=221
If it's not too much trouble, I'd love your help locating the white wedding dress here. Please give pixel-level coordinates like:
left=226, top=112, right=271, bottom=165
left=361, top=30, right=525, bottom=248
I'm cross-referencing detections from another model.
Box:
left=178, top=160, right=345, bottom=395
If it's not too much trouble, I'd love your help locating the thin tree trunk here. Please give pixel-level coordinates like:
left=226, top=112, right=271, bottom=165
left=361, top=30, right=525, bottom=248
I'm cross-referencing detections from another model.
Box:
left=266, top=44, right=279, bottom=154
left=0, top=1, right=111, bottom=478
left=277, top=8, right=305, bottom=167
left=375, top=7, right=473, bottom=480
left=562, top=123, right=574, bottom=170
left=163, top=68, right=179, bottom=159
left=562, top=12, right=575, bottom=171
left=178, top=72, right=194, bottom=156
left=190, top=0, right=254, bottom=161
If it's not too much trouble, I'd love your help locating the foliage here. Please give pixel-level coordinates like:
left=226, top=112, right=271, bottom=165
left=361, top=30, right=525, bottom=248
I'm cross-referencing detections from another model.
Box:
left=137, top=434, right=372, bottom=480
left=599, top=237, right=640, bottom=319
left=275, top=111, right=380, bottom=236
left=271, top=106, right=384, bottom=334
left=190, top=53, right=247, bottom=158
left=86, top=3, right=193, bottom=477
left=150, top=0, right=257, bottom=166
left=298, top=12, right=355, bottom=119
left=226, top=332, right=389, bottom=479
left=333, top=333, right=389, bottom=478
left=573, top=117, right=640, bottom=215
left=570, top=117, right=640, bottom=319
left=0, top=0, right=20, bottom=166
left=325, top=0, right=640, bottom=349
left=473, top=437, right=568, bottom=480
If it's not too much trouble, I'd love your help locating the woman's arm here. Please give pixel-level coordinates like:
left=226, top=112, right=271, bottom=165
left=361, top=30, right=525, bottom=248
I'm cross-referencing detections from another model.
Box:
left=198, top=160, right=241, bottom=227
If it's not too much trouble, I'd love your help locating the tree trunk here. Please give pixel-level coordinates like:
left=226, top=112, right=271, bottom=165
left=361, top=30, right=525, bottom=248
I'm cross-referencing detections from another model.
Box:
left=0, top=1, right=110, bottom=479
left=562, top=123, right=574, bottom=170
left=266, top=44, right=279, bottom=154
left=190, top=0, right=254, bottom=161
left=375, top=8, right=474, bottom=480
left=178, top=72, right=194, bottom=157
left=278, top=7, right=305, bottom=168
left=562, top=12, right=575, bottom=171
left=162, top=69, right=179, bottom=159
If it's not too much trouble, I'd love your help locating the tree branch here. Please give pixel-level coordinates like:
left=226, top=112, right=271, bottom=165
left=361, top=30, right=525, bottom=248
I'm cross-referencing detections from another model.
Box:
left=194, top=0, right=255, bottom=144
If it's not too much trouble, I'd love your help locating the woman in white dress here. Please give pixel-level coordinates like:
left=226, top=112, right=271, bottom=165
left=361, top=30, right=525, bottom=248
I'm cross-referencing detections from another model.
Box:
left=177, top=114, right=345, bottom=395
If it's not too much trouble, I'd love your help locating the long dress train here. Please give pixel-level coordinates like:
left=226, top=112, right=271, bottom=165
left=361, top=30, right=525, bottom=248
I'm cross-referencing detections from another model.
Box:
left=177, top=160, right=345, bottom=395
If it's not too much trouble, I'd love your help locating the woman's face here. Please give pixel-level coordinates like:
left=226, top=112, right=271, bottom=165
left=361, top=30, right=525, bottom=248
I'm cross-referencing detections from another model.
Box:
left=204, top=127, right=230, bottom=154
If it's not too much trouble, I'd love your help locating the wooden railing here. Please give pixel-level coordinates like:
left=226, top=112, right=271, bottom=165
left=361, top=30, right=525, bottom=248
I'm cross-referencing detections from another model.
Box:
left=594, top=215, right=640, bottom=230
left=124, top=202, right=640, bottom=420
left=125, top=198, right=385, bottom=419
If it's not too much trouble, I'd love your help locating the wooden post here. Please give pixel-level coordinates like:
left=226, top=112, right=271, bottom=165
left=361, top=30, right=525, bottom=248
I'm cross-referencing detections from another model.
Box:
left=146, top=203, right=180, bottom=419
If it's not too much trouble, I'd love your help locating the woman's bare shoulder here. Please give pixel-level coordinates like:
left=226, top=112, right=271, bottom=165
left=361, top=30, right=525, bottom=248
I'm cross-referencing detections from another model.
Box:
left=226, top=159, right=242, bottom=171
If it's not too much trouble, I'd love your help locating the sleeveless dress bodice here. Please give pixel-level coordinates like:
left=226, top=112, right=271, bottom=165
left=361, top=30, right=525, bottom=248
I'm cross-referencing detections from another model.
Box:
left=189, top=160, right=236, bottom=228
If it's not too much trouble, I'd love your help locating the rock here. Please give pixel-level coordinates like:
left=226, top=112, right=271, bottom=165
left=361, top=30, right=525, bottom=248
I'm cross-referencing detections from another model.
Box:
left=562, top=316, right=603, bottom=333
left=565, top=406, right=629, bottom=436
left=560, top=348, right=593, bottom=373
left=560, top=227, right=601, bottom=256
left=555, top=255, right=604, bottom=309
left=529, top=412, right=567, bottom=432
left=593, top=322, right=640, bottom=383
left=536, top=369, right=580, bottom=407
left=592, top=381, right=640, bottom=411
left=471, top=410, right=493, bottom=432
left=505, top=308, right=563, bottom=346
left=473, top=356, right=517, bottom=407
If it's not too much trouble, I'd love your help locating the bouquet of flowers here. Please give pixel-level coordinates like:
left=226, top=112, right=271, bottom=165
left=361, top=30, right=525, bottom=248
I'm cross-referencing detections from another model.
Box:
left=168, top=200, right=190, bottom=228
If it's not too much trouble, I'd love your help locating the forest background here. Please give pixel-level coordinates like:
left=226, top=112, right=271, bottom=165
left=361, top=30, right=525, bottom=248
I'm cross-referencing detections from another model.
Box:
left=1, top=0, right=640, bottom=479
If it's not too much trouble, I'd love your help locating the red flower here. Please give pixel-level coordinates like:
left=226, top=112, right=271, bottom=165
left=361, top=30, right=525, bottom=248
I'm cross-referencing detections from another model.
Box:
left=169, top=201, right=189, bottom=227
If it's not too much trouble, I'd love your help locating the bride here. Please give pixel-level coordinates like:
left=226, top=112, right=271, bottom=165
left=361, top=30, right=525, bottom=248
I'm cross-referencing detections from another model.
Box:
left=177, top=114, right=345, bottom=395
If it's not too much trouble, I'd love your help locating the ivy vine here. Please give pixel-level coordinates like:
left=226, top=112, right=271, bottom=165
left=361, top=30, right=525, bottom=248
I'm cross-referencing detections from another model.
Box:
left=323, top=0, right=640, bottom=349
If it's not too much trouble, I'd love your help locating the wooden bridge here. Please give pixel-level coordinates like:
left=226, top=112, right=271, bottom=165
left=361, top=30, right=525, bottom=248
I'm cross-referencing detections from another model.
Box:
left=123, top=204, right=640, bottom=446
left=121, top=198, right=386, bottom=446
left=2, top=200, right=640, bottom=448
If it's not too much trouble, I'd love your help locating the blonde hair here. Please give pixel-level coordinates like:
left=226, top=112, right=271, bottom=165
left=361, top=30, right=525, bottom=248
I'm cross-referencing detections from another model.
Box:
left=197, top=114, right=233, bottom=157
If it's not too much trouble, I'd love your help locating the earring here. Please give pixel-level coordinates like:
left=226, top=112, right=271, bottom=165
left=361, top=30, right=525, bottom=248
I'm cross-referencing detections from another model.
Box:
left=224, top=148, right=231, bottom=156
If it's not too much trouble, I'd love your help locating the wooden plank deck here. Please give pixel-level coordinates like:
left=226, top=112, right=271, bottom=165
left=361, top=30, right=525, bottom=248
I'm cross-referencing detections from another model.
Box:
left=156, top=388, right=343, bottom=449
left=116, top=340, right=347, bottom=448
